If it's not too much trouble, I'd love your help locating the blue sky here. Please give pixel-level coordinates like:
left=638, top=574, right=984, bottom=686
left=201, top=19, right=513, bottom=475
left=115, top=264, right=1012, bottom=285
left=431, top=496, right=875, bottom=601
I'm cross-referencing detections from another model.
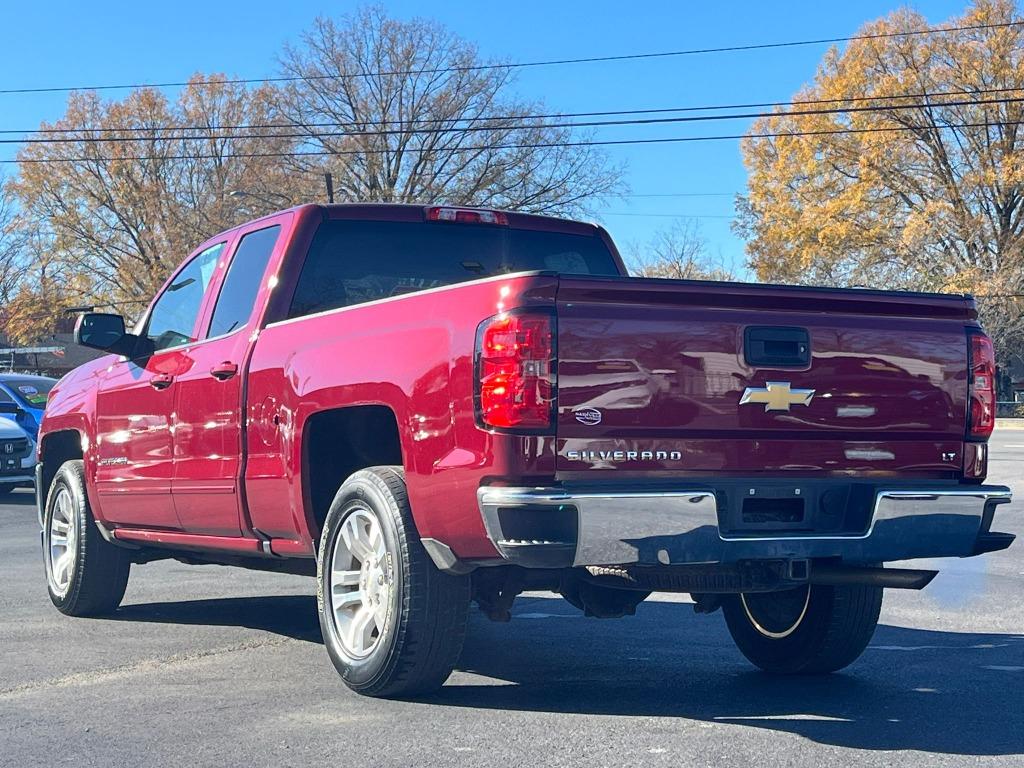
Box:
left=0, top=0, right=970, bottom=274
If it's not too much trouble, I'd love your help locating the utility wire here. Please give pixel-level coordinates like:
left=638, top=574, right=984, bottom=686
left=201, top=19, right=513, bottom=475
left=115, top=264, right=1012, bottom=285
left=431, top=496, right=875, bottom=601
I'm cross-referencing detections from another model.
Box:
left=0, top=20, right=1020, bottom=96
left=624, top=193, right=737, bottom=198
left=6, top=85, right=1024, bottom=137
left=602, top=212, right=734, bottom=218
left=6, top=119, right=1022, bottom=165
left=6, top=95, right=1023, bottom=146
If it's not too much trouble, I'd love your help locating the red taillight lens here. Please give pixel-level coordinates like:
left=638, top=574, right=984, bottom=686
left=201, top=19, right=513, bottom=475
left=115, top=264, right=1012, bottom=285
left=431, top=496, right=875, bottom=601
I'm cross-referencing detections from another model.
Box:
left=968, top=332, right=995, bottom=439
left=476, top=312, right=555, bottom=430
left=426, top=206, right=509, bottom=226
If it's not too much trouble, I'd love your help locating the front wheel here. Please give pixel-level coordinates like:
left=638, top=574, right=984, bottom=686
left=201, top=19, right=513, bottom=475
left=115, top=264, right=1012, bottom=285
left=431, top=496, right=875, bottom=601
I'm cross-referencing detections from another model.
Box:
left=43, top=460, right=131, bottom=616
left=317, top=466, right=471, bottom=697
left=722, top=582, right=882, bottom=674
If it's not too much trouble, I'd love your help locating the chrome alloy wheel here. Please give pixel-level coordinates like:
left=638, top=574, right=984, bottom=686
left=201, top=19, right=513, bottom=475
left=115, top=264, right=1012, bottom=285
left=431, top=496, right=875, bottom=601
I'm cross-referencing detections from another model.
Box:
left=328, top=506, right=393, bottom=658
left=740, top=585, right=812, bottom=639
left=47, top=487, right=78, bottom=597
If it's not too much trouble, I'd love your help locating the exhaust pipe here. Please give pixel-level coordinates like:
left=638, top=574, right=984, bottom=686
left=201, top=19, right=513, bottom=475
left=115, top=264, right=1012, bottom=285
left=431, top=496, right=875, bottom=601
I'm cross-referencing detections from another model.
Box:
left=810, top=564, right=937, bottom=590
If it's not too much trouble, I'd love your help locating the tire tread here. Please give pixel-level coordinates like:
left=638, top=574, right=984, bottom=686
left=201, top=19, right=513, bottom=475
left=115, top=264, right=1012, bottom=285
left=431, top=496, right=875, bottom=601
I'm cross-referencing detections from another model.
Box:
left=369, top=466, right=470, bottom=696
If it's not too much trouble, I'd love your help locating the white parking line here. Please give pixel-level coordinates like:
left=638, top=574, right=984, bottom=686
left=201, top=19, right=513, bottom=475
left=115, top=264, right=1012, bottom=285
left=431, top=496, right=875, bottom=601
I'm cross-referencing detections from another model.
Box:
left=716, top=714, right=854, bottom=722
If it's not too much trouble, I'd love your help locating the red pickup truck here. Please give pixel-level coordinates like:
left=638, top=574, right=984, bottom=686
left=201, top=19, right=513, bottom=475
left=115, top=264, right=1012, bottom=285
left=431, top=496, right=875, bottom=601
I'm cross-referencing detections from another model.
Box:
left=38, top=204, right=1013, bottom=697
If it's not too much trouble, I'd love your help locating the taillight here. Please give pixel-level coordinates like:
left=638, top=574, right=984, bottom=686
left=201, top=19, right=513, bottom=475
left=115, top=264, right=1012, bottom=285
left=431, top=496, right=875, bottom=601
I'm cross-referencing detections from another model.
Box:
left=426, top=206, right=509, bottom=226
left=967, top=332, right=995, bottom=439
left=476, top=311, right=555, bottom=431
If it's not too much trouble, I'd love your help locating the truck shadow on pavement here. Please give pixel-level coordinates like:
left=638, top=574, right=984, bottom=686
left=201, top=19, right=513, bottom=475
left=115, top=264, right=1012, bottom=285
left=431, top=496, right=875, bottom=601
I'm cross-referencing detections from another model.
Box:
left=113, top=594, right=325, bottom=644
left=444, top=595, right=1024, bottom=757
left=112, top=592, right=1023, bottom=756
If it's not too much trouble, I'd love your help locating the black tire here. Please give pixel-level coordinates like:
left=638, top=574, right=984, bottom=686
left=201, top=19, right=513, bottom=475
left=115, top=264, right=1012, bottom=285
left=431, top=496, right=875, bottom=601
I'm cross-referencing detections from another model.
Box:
left=722, top=582, right=882, bottom=674
left=43, top=460, right=130, bottom=616
left=0, top=482, right=15, bottom=495
left=317, top=466, right=471, bottom=698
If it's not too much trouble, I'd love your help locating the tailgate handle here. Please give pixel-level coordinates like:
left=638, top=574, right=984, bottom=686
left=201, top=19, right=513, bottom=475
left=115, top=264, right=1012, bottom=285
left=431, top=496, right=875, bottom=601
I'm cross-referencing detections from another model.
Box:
left=744, top=327, right=810, bottom=367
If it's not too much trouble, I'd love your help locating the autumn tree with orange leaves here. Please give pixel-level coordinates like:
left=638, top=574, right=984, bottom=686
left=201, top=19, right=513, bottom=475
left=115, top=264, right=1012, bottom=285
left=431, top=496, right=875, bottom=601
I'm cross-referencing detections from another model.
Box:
left=5, top=77, right=310, bottom=341
left=736, top=0, right=1024, bottom=376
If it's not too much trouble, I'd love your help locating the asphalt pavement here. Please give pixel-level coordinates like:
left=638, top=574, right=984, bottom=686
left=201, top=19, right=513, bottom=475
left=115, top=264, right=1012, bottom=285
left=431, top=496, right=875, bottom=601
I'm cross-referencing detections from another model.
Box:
left=1, top=433, right=1022, bottom=767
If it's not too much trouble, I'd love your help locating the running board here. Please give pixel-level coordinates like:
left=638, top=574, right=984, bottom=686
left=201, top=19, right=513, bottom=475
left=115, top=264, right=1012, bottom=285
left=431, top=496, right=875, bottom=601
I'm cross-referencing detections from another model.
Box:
left=111, top=527, right=310, bottom=558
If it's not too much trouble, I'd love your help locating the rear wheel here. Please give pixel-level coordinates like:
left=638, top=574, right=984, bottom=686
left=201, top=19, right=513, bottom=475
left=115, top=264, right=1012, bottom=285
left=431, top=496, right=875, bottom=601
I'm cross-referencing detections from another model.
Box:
left=722, top=582, right=882, bottom=674
left=44, top=460, right=130, bottom=616
left=317, top=466, right=471, bottom=697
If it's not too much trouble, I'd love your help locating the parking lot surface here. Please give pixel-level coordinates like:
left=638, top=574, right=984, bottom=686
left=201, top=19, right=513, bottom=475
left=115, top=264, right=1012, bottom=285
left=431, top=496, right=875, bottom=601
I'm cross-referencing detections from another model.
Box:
left=1, top=433, right=1021, bottom=767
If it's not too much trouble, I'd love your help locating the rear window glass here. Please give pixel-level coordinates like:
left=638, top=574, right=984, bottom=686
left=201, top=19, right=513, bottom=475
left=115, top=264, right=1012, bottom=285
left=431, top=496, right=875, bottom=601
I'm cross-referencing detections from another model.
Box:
left=287, top=220, right=619, bottom=319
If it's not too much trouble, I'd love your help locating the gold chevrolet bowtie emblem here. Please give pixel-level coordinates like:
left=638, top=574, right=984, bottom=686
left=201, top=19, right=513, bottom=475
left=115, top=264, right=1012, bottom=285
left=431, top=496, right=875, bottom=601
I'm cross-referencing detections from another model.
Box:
left=739, top=381, right=815, bottom=412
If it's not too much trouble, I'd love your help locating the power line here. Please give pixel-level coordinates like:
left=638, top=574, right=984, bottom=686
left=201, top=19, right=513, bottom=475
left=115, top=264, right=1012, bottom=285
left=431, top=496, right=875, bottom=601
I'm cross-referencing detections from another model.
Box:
left=624, top=193, right=737, bottom=198
left=6, top=119, right=1022, bottom=165
left=6, top=94, right=1023, bottom=147
left=7, top=85, right=1024, bottom=137
left=601, top=212, right=734, bottom=219
left=0, top=21, right=1021, bottom=96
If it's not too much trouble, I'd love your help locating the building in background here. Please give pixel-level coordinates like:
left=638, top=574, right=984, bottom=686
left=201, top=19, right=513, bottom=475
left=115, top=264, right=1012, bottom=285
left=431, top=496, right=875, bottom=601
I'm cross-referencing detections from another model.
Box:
left=0, top=333, right=104, bottom=378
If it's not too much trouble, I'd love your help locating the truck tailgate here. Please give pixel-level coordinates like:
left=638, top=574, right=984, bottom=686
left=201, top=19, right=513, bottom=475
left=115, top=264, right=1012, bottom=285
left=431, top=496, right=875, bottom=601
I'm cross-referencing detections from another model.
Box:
left=555, top=276, right=974, bottom=476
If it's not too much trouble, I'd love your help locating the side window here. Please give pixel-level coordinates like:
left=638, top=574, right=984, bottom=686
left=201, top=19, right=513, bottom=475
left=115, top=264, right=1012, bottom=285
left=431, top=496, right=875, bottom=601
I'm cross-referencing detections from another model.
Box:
left=0, top=387, right=14, bottom=405
left=206, top=225, right=281, bottom=339
left=145, top=243, right=223, bottom=352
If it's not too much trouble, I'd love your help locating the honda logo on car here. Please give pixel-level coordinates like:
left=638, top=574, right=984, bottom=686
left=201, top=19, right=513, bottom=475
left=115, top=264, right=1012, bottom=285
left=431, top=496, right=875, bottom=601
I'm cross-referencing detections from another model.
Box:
left=565, top=449, right=682, bottom=462
left=3, top=443, right=12, bottom=454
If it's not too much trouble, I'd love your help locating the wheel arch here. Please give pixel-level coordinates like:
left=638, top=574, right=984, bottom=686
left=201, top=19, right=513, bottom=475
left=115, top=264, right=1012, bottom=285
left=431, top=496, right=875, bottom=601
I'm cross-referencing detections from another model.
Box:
left=300, top=404, right=405, bottom=541
left=38, top=429, right=86, bottom=525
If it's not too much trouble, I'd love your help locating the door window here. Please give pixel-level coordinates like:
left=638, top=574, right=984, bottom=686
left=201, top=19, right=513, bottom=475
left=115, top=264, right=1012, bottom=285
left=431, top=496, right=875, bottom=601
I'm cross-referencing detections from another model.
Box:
left=145, top=243, right=223, bottom=352
left=206, top=226, right=281, bottom=339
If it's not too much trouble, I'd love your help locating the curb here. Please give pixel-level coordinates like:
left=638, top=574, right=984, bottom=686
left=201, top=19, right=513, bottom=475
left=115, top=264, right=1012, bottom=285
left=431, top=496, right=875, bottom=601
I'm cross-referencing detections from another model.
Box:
left=995, top=419, right=1024, bottom=430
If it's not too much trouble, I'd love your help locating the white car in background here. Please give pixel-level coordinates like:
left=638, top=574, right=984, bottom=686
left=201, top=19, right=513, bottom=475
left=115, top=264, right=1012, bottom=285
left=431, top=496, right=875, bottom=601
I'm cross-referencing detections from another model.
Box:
left=0, top=414, right=35, bottom=495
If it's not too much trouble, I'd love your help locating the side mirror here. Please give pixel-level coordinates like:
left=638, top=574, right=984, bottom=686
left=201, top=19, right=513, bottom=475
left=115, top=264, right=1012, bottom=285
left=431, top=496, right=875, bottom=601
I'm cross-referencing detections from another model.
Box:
left=74, top=312, right=134, bottom=355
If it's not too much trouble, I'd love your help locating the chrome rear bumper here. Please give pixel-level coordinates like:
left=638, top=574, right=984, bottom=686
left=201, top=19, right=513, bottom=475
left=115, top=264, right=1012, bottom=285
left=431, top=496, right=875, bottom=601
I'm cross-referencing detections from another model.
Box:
left=477, top=484, right=1013, bottom=568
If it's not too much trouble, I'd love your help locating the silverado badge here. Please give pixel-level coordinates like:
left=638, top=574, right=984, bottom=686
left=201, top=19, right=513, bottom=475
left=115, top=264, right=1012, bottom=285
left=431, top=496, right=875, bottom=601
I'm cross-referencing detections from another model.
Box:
left=739, top=381, right=815, bottom=412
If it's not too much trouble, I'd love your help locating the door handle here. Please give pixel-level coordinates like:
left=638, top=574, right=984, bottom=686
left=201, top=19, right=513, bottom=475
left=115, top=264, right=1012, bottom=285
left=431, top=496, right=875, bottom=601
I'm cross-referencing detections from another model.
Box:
left=150, top=373, right=173, bottom=390
left=210, top=361, right=238, bottom=381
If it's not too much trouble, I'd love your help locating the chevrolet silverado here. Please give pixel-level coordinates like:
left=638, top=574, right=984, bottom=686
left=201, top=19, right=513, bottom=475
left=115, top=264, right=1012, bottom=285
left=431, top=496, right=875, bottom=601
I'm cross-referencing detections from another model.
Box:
left=38, top=203, right=1013, bottom=696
